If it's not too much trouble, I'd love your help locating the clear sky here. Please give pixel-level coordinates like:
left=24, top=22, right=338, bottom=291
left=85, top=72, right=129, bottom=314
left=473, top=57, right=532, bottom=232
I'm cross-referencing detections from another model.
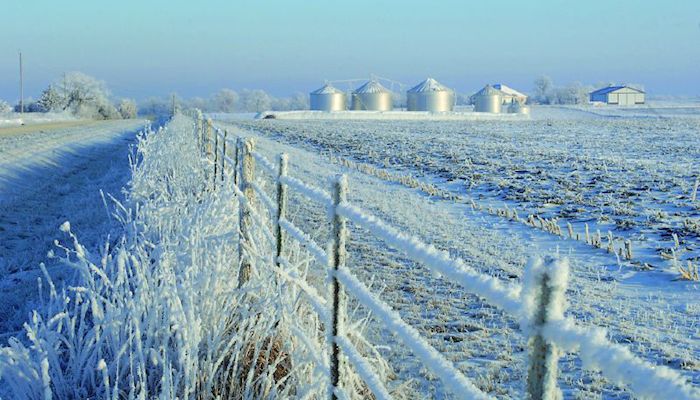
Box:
left=1, top=0, right=699, bottom=101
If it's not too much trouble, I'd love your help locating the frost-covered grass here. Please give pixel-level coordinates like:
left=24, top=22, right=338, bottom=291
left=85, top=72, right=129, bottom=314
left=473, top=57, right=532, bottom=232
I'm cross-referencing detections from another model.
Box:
left=0, top=114, right=392, bottom=399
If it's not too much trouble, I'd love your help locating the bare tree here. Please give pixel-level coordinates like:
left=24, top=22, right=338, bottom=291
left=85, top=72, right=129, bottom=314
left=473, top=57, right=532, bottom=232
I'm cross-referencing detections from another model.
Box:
left=533, top=76, right=553, bottom=104
left=118, top=99, right=138, bottom=119
left=211, top=89, right=239, bottom=112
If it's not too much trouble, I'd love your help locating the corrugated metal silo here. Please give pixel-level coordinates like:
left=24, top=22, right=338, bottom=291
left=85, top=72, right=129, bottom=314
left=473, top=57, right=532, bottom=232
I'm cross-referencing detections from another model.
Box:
left=473, top=85, right=503, bottom=113
left=406, top=78, right=455, bottom=112
left=351, top=80, right=393, bottom=111
left=309, top=84, right=346, bottom=111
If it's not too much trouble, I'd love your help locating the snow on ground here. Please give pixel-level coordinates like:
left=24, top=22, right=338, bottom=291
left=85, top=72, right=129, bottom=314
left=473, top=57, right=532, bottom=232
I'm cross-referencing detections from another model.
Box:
left=230, top=114, right=700, bottom=276
left=256, top=110, right=530, bottom=121
left=0, top=119, right=146, bottom=340
left=216, top=111, right=700, bottom=398
left=0, top=111, right=76, bottom=128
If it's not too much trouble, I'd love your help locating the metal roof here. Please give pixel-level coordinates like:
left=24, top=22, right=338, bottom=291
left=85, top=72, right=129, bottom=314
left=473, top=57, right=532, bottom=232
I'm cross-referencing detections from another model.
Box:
left=353, top=80, right=391, bottom=94
left=492, top=84, right=527, bottom=98
left=407, top=78, right=452, bottom=93
left=590, top=85, right=645, bottom=95
left=310, top=84, right=344, bottom=95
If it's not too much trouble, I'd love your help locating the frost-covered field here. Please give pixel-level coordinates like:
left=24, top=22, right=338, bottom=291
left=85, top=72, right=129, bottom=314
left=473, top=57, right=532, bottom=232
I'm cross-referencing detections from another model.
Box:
left=1, top=112, right=698, bottom=399
left=231, top=110, right=700, bottom=275
left=215, top=108, right=700, bottom=398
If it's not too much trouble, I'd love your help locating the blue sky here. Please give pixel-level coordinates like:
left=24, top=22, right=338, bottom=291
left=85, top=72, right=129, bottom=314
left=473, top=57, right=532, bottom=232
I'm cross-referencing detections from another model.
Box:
left=1, top=0, right=698, bottom=101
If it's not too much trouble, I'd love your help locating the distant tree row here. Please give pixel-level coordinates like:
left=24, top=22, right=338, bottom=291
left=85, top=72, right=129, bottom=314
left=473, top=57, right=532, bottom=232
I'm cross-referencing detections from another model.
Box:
left=532, top=76, right=645, bottom=105
left=138, top=89, right=310, bottom=116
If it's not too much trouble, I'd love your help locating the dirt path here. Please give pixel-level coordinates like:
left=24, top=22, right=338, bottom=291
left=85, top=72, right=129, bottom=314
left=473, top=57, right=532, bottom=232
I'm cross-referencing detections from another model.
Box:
left=0, top=120, right=146, bottom=342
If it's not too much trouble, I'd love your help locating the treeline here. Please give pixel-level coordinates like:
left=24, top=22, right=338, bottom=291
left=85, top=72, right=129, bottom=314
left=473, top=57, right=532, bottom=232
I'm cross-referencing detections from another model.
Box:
left=12, top=72, right=138, bottom=119
left=139, top=89, right=309, bottom=116
left=531, top=76, right=645, bottom=105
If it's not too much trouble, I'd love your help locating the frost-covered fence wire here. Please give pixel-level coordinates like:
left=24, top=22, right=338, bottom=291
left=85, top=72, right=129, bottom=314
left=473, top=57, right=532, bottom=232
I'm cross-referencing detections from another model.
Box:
left=202, top=116, right=700, bottom=400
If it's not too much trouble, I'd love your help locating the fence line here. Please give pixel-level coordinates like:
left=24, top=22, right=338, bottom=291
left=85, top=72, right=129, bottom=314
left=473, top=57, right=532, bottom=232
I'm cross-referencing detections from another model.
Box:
left=195, top=113, right=699, bottom=400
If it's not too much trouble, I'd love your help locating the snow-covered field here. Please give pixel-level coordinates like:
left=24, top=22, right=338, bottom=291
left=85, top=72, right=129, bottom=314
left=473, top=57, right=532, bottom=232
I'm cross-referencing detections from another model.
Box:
left=213, top=106, right=700, bottom=398
left=1, top=110, right=698, bottom=399
left=230, top=108, right=700, bottom=276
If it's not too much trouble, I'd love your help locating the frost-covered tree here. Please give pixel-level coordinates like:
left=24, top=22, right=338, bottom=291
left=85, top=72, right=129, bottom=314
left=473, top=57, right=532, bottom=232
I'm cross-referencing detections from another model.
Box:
left=139, top=97, right=172, bottom=116
left=37, top=85, right=65, bottom=112
left=0, top=99, right=12, bottom=113
left=118, top=99, right=138, bottom=119
left=533, top=76, right=553, bottom=104
left=240, top=89, right=272, bottom=112
left=210, top=89, right=239, bottom=112
left=56, top=72, right=118, bottom=119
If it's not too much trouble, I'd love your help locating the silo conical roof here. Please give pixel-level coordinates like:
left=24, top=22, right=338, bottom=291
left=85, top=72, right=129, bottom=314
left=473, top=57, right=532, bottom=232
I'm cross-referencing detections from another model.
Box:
left=310, top=84, right=344, bottom=95
left=474, top=84, right=504, bottom=97
left=407, top=78, right=451, bottom=93
left=353, top=80, right=391, bottom=94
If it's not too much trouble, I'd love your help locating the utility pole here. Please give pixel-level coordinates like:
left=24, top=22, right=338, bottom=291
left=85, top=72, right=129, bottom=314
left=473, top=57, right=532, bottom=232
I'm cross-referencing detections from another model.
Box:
left=19, top=51, right=24, bottom=115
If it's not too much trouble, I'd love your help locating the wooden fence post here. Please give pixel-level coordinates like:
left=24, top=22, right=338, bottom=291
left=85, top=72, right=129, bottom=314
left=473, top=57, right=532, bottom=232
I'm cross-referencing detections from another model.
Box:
left=234, top=137, right=241, bottom=186
left=213, top=127, right=219, bottom=188
left=237, top=138, right=256, bottom=288
left=221, top=130, right=228, bottom=183
left=526, top=257, right=568, bottom=400
left=329, top=175, right=348, bottom=400
left=275, top=154, right=288, bottom=271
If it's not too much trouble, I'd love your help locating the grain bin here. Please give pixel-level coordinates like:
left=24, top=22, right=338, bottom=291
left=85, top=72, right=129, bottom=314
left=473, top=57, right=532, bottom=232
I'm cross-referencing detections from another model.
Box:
left=406, top=78, right=455, bottom=112
left=351, top=80, right=393, bottom=111
left=309, top=84, right=346, bottom=111
left=472, top=85, right=503, bottom=113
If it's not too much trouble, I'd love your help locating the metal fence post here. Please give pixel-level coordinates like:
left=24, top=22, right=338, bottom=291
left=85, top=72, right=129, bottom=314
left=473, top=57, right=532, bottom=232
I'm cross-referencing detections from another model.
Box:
left=237, top=138, right=256, bottom=288
left=329, top=175, right=348, bottom=400
left=526, top=257, right=568, bottom=400
left=275, top=154, right=288, bottom=271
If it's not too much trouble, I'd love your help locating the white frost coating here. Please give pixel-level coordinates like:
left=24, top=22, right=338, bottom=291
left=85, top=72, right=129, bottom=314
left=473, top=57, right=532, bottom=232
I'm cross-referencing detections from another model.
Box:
left=252, top=151, right=277, bottom=176
left=41, top=357, right=51, bottom=400
left=336, top=335, right=392, bottom=400
left=252, top=182, right=277, bottom=216
left=232, top=181, right=276, bottom=246
left=336, top=202, right=521, bottom=315
left=275, top=257, right=330, bottom=322
left=223, top=154, right=235, bottom=167
left=520, top=257, right=569, bottom=335
left=279, top=175, right=333, bottom=208
left=279, top=219, right=329, bottom=266
left=543, top=318, right=700, bottom=400
left=335, top=267, right=492, bottom=400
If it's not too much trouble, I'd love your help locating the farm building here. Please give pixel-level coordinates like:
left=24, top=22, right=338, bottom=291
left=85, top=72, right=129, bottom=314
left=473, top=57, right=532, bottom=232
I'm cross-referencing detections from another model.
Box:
left=590, top=86, right=645, bottom=105
left=351, top=80, right=393, bottom=111
left=406, top=78, right=455, bottom=112
left=492, top=84, right=528, bottom=104
left=309, top=84, right=346, bottom=111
